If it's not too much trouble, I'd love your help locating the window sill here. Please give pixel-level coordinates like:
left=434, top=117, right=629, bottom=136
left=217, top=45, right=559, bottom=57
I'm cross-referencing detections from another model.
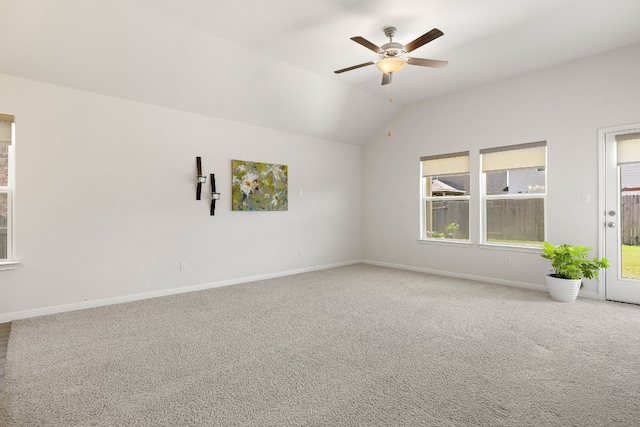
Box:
left=0, top=261, right=20, bottom=271
left=418, top=239, right=472, bottom=248
left=478, top=243, right=541, bottom=254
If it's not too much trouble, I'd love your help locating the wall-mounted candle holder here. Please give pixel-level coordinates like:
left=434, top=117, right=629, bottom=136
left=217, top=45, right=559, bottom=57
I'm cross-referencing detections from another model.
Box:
left=196, top=157, right=206, bottom=200
left=210, top=173, right=221, bottom=216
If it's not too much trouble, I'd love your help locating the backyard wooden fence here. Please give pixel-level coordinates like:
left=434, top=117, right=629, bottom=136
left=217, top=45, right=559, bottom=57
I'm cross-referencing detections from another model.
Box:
left=621, top=195, right=640, bottom=245
left=0, top=228, right=5, bottom=259
left=0, top=215, right=6, bottom=259
left=430, top=196, right=640, bottom=244
left=485, top=199, right=544, bottom=242
left=430, top=201, right=469, bottom=239
left=430, top=198, right=544, bottom=242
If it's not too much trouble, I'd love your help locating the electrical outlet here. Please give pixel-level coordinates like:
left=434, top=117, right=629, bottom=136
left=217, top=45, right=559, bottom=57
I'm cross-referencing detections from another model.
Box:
left=298, top=249, right=303, bottom=256
left=180, top=261, right=187, bottom=271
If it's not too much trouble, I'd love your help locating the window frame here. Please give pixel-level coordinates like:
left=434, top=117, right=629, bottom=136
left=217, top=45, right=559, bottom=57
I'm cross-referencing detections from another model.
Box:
left=421, top=180, right=471, bottom=241
left=420, top=152, right=471, bottom=243
left=0, top=116, right=16, bottom=267
left=480, top=142, right=547, bottom=248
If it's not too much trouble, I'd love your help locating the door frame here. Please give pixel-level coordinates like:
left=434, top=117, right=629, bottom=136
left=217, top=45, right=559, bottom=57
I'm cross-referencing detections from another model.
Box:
left=598, top=123, right=640, bottom=301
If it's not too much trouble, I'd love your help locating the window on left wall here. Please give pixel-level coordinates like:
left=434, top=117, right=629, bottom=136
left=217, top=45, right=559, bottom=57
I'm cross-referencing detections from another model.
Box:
left=421, top=151, right=470, bottom=241
left=0, top=114, right=15, bottom=262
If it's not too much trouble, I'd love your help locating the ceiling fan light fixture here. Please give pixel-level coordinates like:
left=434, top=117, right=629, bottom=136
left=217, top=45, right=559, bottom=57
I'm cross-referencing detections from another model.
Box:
left=376, top=57, right=406, bottom=75
left=334, top=26, right=446, bottom=85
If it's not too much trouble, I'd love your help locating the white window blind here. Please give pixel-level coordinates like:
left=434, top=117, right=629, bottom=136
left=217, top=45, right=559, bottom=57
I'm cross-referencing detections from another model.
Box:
left=0, top=114, right=14, bottom=145
left=616, top=133, right=640, bottom=165
left=481, top=141, right=546, bottom=172
left=421, top=151, right=469, bottom=176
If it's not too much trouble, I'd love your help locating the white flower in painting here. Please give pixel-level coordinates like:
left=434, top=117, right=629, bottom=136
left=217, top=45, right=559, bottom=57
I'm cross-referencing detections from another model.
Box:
left=235, top=164, right=248, bottom=173
left=264, top=164, right=286, bottom=184
left=240, top=172, right=259, bottom=196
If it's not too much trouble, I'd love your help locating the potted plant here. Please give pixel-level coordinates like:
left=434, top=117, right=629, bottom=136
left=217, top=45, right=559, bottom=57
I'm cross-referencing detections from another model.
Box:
left=541, top=242, right=609, bottom=302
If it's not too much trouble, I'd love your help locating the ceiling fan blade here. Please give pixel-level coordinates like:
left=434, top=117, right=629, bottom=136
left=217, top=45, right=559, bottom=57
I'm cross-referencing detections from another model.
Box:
left=381, top=73, right=392, bottom=85
left=406, top=57, right=448, bottom=68
left=351, top=36, right=383, bottom=53
left=334, top=61, right=375, bottom=74
left=404, top=28, right=444, bottom=53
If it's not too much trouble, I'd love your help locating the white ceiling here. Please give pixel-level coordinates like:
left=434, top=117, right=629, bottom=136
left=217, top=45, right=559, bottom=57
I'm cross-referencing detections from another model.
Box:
left=1, top=0, right=640, bottom=145
left=131, top=0, right=640, bottom=103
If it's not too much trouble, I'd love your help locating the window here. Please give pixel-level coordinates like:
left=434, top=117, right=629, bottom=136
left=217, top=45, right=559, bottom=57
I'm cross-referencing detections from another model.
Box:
left=480, top=141, right=546, bottom=246
left=421, top=152, right=470, bottom=241
left=0, top=114, right=14, bottom=261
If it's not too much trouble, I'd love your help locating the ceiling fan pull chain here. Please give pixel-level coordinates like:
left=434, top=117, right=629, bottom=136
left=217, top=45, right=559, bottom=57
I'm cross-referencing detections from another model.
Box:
left=388, top=81, right=393, bottom=137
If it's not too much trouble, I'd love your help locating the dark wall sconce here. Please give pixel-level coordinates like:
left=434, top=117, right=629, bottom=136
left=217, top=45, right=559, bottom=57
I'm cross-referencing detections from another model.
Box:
left=196, top=156, right=206, bottom=200
left=210, top=173, right=221, bottom=216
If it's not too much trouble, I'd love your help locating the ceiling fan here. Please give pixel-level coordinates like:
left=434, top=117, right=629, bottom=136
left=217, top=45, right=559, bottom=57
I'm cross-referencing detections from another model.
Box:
left=334, top=26, right=448, bottom=85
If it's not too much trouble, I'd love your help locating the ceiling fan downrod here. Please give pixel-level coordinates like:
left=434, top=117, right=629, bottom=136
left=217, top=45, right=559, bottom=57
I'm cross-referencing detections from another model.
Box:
left=384, top=26, right=396, bottom=40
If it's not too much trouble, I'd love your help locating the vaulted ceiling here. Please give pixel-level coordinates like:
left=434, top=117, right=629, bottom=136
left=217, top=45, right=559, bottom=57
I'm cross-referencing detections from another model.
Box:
left=1, top=0, right=639, bottom=145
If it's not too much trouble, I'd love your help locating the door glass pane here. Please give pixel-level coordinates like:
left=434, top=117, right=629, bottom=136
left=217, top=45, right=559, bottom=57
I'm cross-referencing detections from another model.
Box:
left=620, top=163, right=640, bottom=279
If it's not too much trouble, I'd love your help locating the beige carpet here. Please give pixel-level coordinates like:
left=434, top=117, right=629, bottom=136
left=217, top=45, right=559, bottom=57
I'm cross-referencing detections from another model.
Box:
left=2, top=264, right=640, bottom=426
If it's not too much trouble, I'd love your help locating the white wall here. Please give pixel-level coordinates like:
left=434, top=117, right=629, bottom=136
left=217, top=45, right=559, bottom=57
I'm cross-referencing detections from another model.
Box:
left=0, top=74, right=361, bottom=320
left=362, top=42, right=640, bottom=296
left=2, top=41, right=638, bottom=320
left=0, top=0, right=397, bottom=146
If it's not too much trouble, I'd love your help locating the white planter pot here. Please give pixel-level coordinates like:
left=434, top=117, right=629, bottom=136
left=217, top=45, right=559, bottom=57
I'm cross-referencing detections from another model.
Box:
left=546, top=274, right=582, bottom=302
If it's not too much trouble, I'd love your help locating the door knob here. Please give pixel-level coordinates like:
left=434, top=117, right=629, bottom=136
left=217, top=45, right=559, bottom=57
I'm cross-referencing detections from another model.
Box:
left=608, top=222, right=616, bottom=228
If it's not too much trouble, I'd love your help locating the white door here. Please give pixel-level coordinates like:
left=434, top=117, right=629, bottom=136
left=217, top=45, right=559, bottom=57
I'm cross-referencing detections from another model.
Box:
left=602, top=124, right=640, bottom=304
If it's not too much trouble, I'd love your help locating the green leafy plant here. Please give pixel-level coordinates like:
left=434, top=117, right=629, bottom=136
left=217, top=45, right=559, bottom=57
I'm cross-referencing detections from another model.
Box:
left=445, top=222, right=459, bottom=238
left=427, top=231, right=445, bottom=238
left=427, top=223, right=460, bottom=239
left=541, top=242, right=609, bottom=288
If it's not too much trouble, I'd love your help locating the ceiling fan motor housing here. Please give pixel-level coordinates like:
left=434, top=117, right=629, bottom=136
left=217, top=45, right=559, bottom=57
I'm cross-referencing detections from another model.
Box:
left=379, top=42, right=405, bottom=59
left=378, top=31, right=407, bottom=74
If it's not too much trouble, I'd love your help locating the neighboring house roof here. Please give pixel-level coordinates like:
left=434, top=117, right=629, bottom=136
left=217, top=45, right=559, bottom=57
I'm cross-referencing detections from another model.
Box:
left=439, top=175, right=470, bottom=194
left=435, top=169, right=549, bottom=195
left=431, top=179, right=465, bottom=196
left=438, top=173, right=508, bottom=196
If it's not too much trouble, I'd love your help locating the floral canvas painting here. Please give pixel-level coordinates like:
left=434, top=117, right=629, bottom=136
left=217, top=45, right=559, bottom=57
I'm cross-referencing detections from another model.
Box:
left=231, top=159, right=288, bottom=211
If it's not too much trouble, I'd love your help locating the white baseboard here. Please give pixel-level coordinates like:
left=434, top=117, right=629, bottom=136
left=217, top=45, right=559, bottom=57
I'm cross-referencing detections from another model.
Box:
left=578, top=290, right=600, bottom=300
left=363, top=259, right=603, bottom=301
left=363, top=259, right=551, bottom=293
left=0, top=260, right=363, bottom=323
